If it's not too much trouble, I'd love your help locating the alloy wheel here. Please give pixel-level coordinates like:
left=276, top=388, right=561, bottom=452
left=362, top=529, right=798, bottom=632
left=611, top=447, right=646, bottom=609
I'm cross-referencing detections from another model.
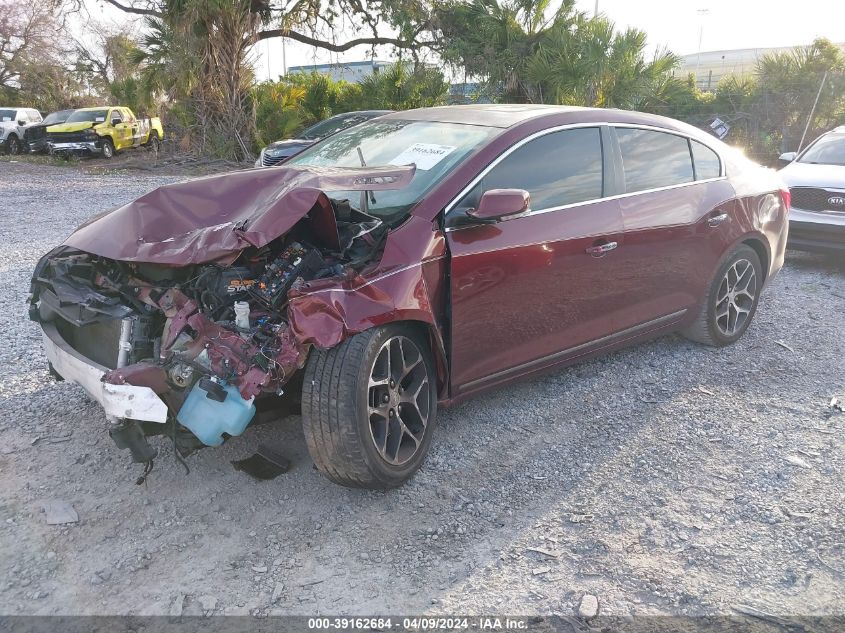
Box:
left=367, top=336, right=431, bottom=466
left=715, top=258, right=757, bottom=337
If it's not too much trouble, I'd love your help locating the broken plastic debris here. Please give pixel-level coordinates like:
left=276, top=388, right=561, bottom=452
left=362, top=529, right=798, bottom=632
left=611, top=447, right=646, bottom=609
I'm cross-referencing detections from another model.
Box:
left=40, top=500, right=79, bottom=525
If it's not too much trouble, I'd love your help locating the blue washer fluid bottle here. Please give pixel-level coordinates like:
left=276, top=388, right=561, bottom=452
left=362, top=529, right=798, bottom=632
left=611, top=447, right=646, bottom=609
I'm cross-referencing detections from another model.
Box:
left=176, top=377, right=256, bottom=446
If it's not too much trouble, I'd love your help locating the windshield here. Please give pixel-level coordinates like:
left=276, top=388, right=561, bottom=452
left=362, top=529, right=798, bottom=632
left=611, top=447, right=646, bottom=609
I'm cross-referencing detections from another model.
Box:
left=300, top=114, right=365, bottom=140
left=0, top=109, right=15, bottom=122
left=799, top=133, right=845, bottom=166
left=286, top=119, right=499, bottom=220
left=65, top=110, right=109, bottom=124
left=43, top=110, right=72, bottom=125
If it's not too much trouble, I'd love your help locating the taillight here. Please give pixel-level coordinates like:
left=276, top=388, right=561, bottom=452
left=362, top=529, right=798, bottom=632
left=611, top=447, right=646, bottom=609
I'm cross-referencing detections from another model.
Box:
left=780, top=188, right=791, bottom=211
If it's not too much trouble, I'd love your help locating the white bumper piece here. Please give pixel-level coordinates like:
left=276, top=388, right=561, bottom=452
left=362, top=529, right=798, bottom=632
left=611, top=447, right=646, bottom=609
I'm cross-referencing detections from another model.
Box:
left=41, top=322, right=168, bottom=423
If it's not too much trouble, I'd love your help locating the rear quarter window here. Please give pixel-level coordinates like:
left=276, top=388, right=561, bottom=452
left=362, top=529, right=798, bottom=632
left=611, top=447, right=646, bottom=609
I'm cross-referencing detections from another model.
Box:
left=691, top=141, right=721, bottom=180
left=616, top=128, right=694, bottom=193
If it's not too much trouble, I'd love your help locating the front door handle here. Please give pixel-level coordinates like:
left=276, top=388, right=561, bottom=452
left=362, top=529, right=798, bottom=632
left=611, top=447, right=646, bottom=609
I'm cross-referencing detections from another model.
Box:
left=707, top=213, right=729, bottom=228
left=585, top=241, right=618, bottom=257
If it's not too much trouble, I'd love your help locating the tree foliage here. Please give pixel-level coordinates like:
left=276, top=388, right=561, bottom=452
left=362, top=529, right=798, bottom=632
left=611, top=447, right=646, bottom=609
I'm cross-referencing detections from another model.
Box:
left=0, top=2, right=77, bottom=108
left=252, top=62, right=448, bottom=144
left=438, top=0, right=683, bottom=108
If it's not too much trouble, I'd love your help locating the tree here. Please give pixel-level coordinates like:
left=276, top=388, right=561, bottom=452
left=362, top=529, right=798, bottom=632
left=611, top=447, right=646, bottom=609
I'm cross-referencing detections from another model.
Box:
left=438, top=0, right=682, bottom=107
left=356, top=62, right=448, bottom=109
left=0, top=3, right=67, bottom=104
left=253, top=80, right=305, bottom=144
left=756, top=38, right=845, bottom=150
left=74, top=25, right=154, bottom=112
left=94, top=0, right=439, bottom=57
left=103, top=0, right=442, bottom=159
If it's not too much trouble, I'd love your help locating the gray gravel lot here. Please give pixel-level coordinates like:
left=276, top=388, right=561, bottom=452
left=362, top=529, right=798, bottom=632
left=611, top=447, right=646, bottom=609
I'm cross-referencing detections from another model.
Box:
left=0, top=160, right=843, bottom=617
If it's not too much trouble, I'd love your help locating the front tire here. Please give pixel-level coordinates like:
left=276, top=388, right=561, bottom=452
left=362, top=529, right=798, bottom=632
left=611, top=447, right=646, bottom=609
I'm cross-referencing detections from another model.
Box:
left=683, top=244, right=762, bottom=346
left=101, top=137, right=115, bottom=159
left=302, top=324, right=437, bottom=489
left=6, top=135, right=20, bottom=155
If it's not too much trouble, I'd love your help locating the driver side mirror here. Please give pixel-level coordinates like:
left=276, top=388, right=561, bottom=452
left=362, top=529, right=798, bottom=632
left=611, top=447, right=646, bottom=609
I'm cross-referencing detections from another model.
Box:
left=111, top=118, right=121, bottom=126
left=467, top=189, right=530, bottom=222
left=17, top=120, right=25, bottom=126
left=778, top=151, right=797, bottom=165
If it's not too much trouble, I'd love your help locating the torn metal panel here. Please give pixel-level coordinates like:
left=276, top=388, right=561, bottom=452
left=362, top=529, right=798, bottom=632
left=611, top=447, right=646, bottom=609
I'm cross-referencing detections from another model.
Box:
left=63, top=165, right=415, bottom=265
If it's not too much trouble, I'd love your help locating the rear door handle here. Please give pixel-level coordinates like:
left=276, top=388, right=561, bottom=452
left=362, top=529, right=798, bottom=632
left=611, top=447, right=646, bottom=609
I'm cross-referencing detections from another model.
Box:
left=707, top=213, right=729, bottom=228
left=585, top=241, right=618, bottom=257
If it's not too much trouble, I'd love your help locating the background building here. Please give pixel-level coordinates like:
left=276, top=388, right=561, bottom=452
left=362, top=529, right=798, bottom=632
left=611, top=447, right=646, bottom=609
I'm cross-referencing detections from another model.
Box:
left=286, top=60, right=395, bottom=83
left=678, top=43, right=845, bottom=90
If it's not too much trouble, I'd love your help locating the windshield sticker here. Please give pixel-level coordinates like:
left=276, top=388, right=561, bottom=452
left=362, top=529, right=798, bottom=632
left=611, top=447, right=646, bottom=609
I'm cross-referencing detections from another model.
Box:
left=389, top=143, right=456, bottom=170
left=95, top=116, right=106, bottom=123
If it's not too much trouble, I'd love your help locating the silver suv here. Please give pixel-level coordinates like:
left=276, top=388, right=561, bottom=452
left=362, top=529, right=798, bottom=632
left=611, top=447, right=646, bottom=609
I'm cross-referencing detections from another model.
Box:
left=0, top=107, right=43, bottom=155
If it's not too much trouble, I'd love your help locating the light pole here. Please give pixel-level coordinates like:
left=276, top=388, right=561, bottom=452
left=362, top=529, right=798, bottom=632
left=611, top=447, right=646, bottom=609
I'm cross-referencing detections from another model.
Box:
left=695, top=8, right=710, bottom=75
left=594, top=0, right=599, bottom=16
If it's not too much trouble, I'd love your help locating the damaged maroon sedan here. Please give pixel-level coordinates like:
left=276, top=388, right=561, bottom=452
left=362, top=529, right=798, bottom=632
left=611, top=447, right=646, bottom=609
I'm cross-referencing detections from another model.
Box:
left=29, top=105, right=789, bottom=489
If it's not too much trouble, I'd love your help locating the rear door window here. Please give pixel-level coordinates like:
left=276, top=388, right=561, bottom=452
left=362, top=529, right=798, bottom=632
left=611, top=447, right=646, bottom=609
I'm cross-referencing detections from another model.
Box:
left=459, top=127, right=604, bottom=211
left=616, top=128, right=694, bottom=193
left=691, top=140, right=722, bottom=180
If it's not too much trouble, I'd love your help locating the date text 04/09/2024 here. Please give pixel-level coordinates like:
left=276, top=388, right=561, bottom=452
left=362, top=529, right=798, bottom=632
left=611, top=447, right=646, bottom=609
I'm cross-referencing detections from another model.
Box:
left=306, top=617, right=531, bottom=630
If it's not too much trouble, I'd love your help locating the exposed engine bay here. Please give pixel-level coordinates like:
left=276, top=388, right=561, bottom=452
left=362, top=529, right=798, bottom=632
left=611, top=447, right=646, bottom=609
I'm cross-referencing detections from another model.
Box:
left=29, top=197, right=390, bottom=474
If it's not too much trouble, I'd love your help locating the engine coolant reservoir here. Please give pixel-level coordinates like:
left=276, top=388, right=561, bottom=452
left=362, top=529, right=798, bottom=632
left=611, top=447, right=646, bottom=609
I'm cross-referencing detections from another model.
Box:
left=176, top=377, right=256, bottom=446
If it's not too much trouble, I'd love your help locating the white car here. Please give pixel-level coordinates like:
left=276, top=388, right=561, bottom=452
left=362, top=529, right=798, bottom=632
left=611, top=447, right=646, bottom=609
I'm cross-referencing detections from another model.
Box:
left=779, top=126, right=845, bottom=253
left=0, top=107, right=43, bottom=155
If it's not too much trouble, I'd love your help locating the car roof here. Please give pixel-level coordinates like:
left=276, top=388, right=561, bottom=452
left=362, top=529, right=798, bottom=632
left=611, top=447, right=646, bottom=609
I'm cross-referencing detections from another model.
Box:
left=333, top=110, right=393, bottom=118
left=379, top=104, right=707, bottom=133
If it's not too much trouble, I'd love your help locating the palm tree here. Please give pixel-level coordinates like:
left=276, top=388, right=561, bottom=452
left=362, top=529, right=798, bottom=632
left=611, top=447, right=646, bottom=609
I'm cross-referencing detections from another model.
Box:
left=440, top=0, right=681, bottom=107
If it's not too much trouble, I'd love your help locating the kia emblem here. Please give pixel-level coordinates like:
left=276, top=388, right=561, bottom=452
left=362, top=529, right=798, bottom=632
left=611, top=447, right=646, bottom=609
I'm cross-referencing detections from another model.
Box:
left=829, top=195, right=845, bottom=206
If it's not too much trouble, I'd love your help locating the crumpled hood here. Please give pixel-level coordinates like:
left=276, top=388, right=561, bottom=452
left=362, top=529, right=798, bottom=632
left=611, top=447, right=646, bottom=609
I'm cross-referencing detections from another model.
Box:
left=63, top=164, right=415, bottom=266
left=779, top=161, right=845, bottom=188
left=47, top=121, right=96, bottom=133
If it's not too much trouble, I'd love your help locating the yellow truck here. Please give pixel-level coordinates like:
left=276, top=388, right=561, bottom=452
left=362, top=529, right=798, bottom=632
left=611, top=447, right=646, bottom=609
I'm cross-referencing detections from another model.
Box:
left=46, top=106, right=164, bottom=159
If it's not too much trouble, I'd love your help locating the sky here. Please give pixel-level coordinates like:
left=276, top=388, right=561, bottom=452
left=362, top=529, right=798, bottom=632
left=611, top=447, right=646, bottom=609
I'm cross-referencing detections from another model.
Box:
left=81, top=0, right=845, bottom=81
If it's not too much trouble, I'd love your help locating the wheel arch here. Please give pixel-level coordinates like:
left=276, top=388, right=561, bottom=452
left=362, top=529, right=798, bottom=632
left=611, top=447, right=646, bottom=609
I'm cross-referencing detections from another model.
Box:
left=287, top=266, right=450, bottom=400
left=392, top=319, right=449, bottom=400
left=740, top=235, right=770, bottom=283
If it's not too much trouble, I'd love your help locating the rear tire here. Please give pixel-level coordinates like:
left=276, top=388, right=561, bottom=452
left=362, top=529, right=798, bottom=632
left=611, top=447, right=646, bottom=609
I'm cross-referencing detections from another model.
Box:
left=101, top=137, right=115, bottom=159
left=302, top=324, right=437, bottom=489
left=682, top=244, right=762, bottom=346
left=146, top=131, right=160, bottom=152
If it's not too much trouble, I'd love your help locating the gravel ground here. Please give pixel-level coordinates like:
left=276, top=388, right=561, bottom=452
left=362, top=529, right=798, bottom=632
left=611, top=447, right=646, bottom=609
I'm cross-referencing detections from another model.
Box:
left=0, top=160, right=843, bottom=618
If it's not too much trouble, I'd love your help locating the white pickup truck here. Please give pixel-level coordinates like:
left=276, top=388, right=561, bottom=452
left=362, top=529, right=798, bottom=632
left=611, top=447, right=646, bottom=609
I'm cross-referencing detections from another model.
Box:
left=0, top=107, right=43, bottom=155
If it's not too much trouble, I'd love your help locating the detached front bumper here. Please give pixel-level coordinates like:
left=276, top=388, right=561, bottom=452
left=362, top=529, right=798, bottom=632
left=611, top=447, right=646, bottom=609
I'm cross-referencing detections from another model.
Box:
left=48, top=141, right=101, bottom=155
left=41, top=322, right=168, bottom=423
